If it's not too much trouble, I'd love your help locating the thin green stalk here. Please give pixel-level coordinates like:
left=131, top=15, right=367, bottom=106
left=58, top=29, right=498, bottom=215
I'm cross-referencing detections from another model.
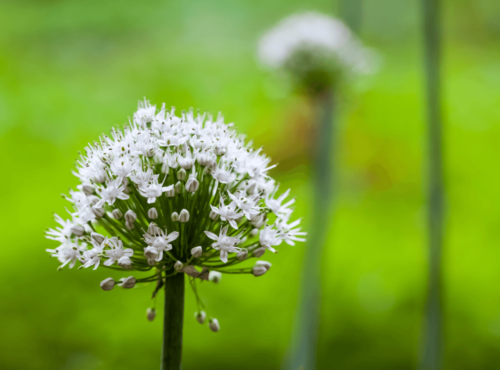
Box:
left=288, top=89, right=335, bottom=370
left=419, top=0, right=444, bottom=369
left=161, top=272, right=185, bottom=370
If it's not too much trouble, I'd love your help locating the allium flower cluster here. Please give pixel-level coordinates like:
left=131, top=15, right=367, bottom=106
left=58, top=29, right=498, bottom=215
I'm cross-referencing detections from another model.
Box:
left=46, top=99, right=306, bottom=328
left=258, top=11, right=377, bottom=91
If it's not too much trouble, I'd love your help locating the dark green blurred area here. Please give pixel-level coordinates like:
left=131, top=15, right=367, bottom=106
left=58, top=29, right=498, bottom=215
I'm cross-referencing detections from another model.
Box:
left=1, top=0, right=499, bottom=369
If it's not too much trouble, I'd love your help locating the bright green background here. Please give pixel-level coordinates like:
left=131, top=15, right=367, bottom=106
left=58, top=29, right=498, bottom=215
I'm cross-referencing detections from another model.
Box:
left=1, top=0, right=499, bottom=369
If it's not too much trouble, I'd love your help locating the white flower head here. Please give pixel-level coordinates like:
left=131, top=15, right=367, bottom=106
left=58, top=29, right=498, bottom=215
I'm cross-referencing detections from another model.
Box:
left=46, top=100, right=306, bottom=328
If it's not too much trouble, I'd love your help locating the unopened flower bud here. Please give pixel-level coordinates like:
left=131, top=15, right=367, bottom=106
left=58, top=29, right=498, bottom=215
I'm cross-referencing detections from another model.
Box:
left=191, top=246, right=202, bottom=258
left=93, top=173, right=106, bottom=183
left=185, top=178, right=199, bottom=193
left=175, top=181, right=183, bottom=194
left=252, top=265, right=267, bottom=277
left=144, top=246, right=158, bottom=261
left=147, top=308, right=156, bottom=322
left=100, top=278, right=115, bottom=291
left=91, top=232, right=105, bottom=244
left=250, top=228, right=259, bottom=237
left=198, top=153, right=215, bottom=167
left=70, top=225, right=85, bottom=237
left=209, top=271, right=222, bottom=284
left=246, top=182, right=258, bottom=195
left=166, top=187, right=176, bottom=197
left=125, top=221, right=135, bottom=230
left=255, top=260, right=272, bottom=271
left=112, top=209, right=123, bottom=220
left=177, top=169, right=187, bottom=181
left=171, top=212, right=179, bottom=222
left=148, top=208, right=158, bottom=220
left=214, top=144, right=226, bottom=156
left=119, top=276, right=136, bottom=289
left=149, top=223, right=160, bottom=235
left=253, top=247, right=266, bottom=258
left=123, top=186, right=131, bottom=194
left=88, top=195, right=100, bottom=206
left=82, top=184, right=95, bottom=196
left=209, top=318, right=220, bottom=332
left=209, top=210, right=219, bottom=221
left=195, top=310, right=206, bottom=324
left=118, top=256, right=132, bottom=269
left=250, top=214, right=266, bottom=229
left=124, top=210, right=137, bottom=223
left=92, top=207, right=105, bottom=218
left=179, top=209, right=190, bottom=223
left=174, top=261, right=183, bottom=271
left=237, top=249, right=248, bottom=261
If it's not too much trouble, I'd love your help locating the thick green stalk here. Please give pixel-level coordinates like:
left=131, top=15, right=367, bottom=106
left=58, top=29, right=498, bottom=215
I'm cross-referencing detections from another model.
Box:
left=420, top=0, right=444, bottom=369
left=288, top=90, right=335, bottom=370
left=162, top=273, right=185, bottom=370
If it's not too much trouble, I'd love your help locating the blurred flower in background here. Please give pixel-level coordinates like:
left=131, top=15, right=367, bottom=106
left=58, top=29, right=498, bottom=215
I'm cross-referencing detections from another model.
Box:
left=258, top=11, right=377, bottom=93
left=258, top=10, right=380, bottom=370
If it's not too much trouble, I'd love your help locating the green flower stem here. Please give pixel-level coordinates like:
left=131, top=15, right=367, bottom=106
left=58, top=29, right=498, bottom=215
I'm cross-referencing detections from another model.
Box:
left=161, top=272, right=185, bottom=370
left=289, top=89, right=334, bottom=370
left=420, top=0, right=444, bottom=369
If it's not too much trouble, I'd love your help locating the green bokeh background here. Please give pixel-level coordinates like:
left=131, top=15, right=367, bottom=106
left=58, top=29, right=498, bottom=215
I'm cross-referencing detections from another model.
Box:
left=1, top=0, right=499, bottom=369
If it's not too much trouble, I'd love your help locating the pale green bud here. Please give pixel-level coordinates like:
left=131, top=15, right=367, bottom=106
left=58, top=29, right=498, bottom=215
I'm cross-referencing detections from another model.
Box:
left=255, top=260, right=272, bottom=271
left=195, top=310, right=206, bottom=324
left=148, top=207, right=158, bottom=220
left=100, top=278, right=115, bottom=291
left=112, top=209, right=123, bottom=219
left=175, top=181, right=183, bottom=194
left=209, top=318, right=220, bottom=332
left=124, top=210, right=137, bottom=223
left=177, top=169, right=187, bottom=181
left=185, top=178, right=199, bottom=193
left=119, top=276, right=136, bottom=289
left=252, top=265, right=267, bottom=277
left=237, top=249, right=248, bottom=261
left=147, top=308, right=156, bottom=322
left=70, top=225, right=85, bottom=237
left=191, top=246, right=202, bottom=258
left=252, top=247, right=266, bottom=258
left=179, top=209, right=190, bottom=223
left=209, top=271, right=222, bottom=284
left=174, top=261, right=183, bottom=271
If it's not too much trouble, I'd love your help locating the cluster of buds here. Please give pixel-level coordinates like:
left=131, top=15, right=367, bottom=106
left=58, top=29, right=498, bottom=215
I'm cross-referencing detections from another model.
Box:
left=46, top=100, right=306, bottom=328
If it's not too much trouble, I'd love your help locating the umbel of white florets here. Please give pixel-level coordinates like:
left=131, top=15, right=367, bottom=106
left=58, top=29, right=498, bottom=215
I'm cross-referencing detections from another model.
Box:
left=45, top=99, right=306, bottom=330
left=258, top=11, right=377, bottom=92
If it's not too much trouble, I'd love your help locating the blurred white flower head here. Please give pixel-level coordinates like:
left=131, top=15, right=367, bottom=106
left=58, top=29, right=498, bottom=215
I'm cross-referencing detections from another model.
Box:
left=258, top=11, right=378, bottom=90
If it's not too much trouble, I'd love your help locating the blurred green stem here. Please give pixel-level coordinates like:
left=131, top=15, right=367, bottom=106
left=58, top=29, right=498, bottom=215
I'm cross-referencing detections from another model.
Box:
left=162, top=272, right=185, bottom=370
left=420, top=0, right=444, bottom=369
left=339, top=0, right=363, bottom=33
left=288, top=89, right=334, bottom=370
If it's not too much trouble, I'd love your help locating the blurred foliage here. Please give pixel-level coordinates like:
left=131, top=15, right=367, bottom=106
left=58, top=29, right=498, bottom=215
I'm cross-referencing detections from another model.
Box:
left=0, top=0, right=499, bottom=369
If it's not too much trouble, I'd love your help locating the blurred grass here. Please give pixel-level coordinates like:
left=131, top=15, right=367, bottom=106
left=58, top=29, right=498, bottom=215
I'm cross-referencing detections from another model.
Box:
left=0, top=0, right=499, bottom=369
